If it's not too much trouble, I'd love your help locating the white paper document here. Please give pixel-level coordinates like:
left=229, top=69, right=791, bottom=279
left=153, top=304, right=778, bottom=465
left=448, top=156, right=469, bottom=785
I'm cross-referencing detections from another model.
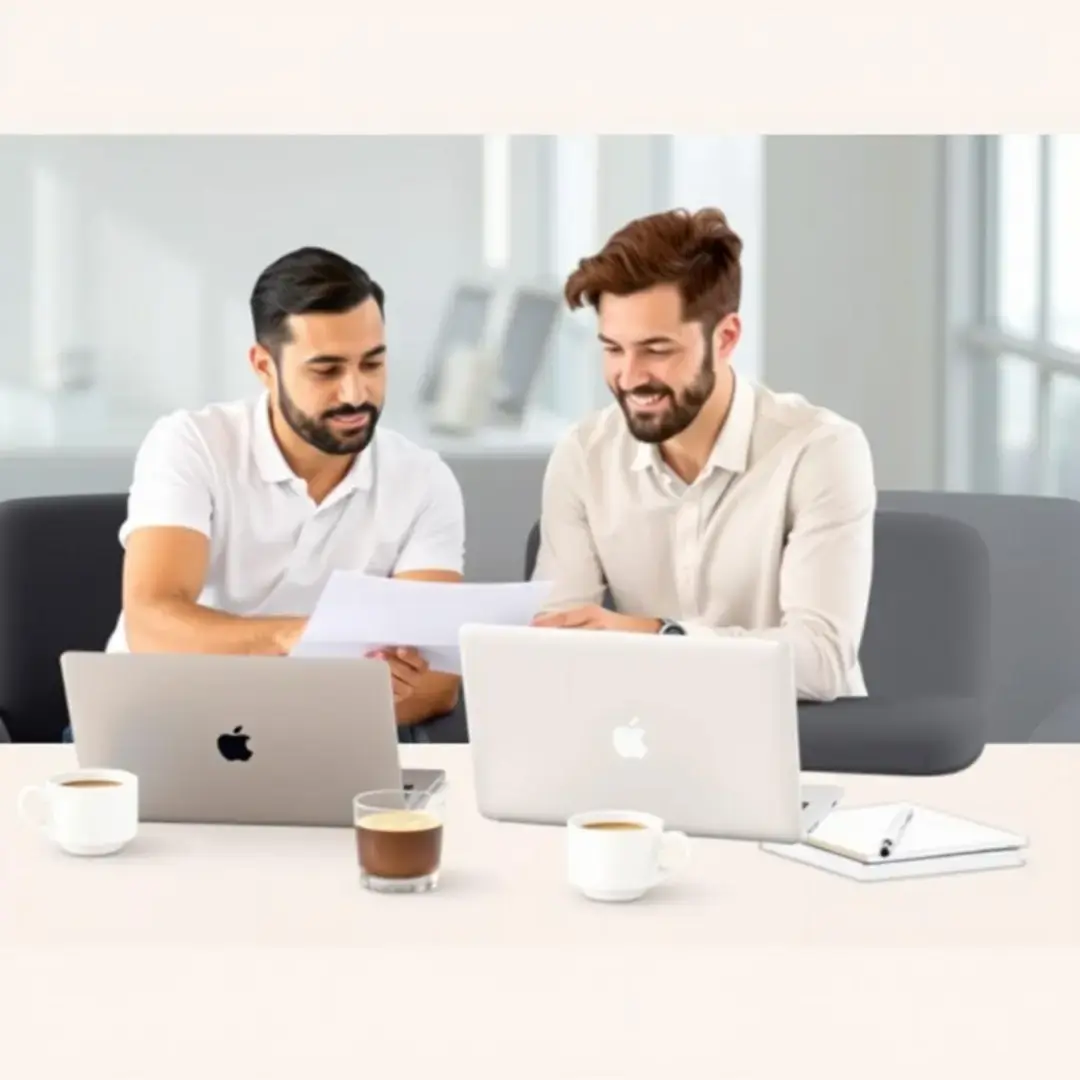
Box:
left=291, top=572, right=553, bottom=673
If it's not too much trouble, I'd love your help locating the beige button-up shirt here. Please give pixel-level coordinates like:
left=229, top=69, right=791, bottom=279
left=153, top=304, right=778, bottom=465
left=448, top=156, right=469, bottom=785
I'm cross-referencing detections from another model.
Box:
left=532, top=375, right=876, bottom=701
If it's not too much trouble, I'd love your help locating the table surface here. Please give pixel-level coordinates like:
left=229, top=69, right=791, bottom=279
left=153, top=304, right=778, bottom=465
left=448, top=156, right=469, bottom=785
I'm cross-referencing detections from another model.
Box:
left=2, top=742, right=1077, bottom=948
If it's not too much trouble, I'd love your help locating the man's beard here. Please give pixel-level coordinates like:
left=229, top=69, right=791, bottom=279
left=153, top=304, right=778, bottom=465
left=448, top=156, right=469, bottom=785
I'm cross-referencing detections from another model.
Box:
left=278, top=381, right=380, bottom=455
left=614, top=343, right=716, bottom=444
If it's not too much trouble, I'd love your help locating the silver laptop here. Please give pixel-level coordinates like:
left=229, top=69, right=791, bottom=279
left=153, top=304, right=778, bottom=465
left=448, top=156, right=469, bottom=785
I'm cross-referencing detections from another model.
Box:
left=458, top=625, right=843, bottom=842
left=60, top=652, right=445, bottom=828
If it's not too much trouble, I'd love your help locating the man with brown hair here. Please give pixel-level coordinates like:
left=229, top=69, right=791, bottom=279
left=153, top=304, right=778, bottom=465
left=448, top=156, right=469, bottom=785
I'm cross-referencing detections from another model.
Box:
left=531, top=208, right=876, bottom=702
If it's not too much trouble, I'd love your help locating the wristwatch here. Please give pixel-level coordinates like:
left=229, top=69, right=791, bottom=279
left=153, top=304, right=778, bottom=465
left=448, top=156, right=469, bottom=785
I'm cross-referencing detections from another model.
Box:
left=658, top=619, right=686, bottom=636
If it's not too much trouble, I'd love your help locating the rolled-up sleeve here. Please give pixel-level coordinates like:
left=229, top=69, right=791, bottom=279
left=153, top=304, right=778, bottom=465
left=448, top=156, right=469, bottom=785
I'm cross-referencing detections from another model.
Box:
left=532, top=435, right=607, bottom=610
left=681, top=423, right=876, bottom=702
left=119, top=413, right=215, bottom=547
left=393, top=459, right=466, bottom=576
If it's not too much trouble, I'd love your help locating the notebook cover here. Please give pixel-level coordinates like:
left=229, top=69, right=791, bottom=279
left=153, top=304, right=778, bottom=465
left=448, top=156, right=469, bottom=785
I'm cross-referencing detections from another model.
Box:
left=801, top=803, right=1027, bottom=865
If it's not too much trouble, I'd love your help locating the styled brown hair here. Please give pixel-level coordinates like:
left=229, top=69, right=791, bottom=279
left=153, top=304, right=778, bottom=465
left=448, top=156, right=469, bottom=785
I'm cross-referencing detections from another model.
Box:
left=564, top=208, right=743, bottom=336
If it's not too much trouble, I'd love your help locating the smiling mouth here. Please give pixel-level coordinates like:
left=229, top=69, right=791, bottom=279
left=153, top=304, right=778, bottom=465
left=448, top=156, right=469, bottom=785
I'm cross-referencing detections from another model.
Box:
left=625, top=391, right=669, bottom=410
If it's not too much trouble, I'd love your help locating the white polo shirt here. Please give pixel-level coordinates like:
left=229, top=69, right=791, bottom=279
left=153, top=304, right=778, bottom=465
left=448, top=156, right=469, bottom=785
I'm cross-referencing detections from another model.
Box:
left=105, top=394, right=465, bottom=652
left=533, top=375, right=877, bottom=702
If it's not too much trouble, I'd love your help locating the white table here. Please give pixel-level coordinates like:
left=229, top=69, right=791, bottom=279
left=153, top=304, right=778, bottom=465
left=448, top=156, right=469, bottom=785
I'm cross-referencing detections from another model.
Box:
left=1, top=743, right=1077, bottom=1078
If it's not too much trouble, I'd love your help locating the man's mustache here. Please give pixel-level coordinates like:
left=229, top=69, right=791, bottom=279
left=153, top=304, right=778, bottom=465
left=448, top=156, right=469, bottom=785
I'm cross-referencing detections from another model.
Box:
left=323, top=403, right=378, bottom=421
left=618, top=385, right=672, bottom=399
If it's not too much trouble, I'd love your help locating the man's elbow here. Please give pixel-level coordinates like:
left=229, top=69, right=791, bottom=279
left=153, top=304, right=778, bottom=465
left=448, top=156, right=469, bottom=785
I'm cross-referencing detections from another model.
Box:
left=123, top=593, right=192, bottom=654
left=122, top=600, right=161, bottom=653
left=792, top=625, right=862, bottom=703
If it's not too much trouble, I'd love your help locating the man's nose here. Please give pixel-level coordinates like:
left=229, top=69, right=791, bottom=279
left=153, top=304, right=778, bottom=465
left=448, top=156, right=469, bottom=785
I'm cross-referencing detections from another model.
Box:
left=623, top=348, right=661, bottom=382
left=337, top=371, right=370, bottom=406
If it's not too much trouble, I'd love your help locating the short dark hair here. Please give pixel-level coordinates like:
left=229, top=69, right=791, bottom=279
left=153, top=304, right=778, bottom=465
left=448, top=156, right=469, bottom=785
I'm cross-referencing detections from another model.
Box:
left=250, top=246, right=385, bottom=357
left=564, top=208, right=742, bottom=339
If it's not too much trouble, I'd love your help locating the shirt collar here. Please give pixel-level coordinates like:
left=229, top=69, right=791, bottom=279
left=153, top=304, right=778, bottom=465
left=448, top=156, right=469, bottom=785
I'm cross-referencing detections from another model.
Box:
left=631, top=371, right=756, bottom=478
left=251, top=392, right=374, bottom=493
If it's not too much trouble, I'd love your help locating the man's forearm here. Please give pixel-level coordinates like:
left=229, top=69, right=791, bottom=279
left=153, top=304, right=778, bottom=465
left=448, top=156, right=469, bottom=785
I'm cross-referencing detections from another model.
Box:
left=678, top=618, right=854, bottom=703
left=125, top=598, right=304, bottom=656
left=396, top=672, right=460, bottom=726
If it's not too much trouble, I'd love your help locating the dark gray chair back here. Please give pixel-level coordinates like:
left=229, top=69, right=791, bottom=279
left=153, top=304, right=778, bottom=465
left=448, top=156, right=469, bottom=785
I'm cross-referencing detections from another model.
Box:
left=879, top=492, right=1080, bottom=741
left=524, top=508, right=991, bottom=701
left=0, top=494, right=127, bottom=742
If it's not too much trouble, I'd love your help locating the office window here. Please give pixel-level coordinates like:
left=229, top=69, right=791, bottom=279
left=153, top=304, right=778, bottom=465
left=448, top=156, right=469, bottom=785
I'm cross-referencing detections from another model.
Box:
left=539, top=135, right=599, bottom=419
left=482, top=135, right=511, bottom=272
left=668, top=136, right=763, bottom=382
left=954, top=135, right=1080, bottom=497
left=0, top=136, right=487, bottom=450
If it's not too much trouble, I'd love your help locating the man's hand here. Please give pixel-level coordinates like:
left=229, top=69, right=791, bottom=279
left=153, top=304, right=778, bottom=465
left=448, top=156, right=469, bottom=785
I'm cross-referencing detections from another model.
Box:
left=366, top=646, right=430, bottom=703
left=531, top=605, right=661, bottom=635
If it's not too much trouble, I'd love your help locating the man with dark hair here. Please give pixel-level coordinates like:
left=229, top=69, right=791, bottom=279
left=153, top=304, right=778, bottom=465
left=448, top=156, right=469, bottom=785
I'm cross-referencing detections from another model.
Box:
left=99, top=246, right=464, bottom=734
left=532, top=209, right=877, bottom=702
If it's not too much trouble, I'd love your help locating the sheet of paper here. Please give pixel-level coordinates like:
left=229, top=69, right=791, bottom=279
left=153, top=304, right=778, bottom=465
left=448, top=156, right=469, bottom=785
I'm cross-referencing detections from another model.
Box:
left=290, top=572, right=553, bottom=673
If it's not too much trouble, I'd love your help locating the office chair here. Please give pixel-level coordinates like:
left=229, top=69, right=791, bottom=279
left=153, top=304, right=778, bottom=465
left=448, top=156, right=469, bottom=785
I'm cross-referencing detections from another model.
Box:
left=0, top=494, right=127, bottom=743
left=524, top=508, right=992, bottom=775
left=879, top=491, right=1080, bottom=742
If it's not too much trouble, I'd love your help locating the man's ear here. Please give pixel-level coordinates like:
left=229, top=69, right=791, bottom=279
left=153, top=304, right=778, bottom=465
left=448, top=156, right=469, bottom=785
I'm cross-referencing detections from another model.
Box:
left=249, top=344, right=275, bottom=388
left=711, top=313, right=742, bottom=361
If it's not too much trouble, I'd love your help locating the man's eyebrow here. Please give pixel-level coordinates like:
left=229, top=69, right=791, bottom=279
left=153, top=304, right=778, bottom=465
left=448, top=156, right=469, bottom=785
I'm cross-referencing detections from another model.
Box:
left=304, top=344, right=387, bottom=365
left=598, top=334, right=677, bottom=347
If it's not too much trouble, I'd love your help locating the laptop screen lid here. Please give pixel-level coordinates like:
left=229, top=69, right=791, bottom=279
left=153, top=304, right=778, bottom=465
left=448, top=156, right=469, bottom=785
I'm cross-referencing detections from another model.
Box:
left=459, top=624, right=805, bottom=842
left=60, top=652, right=405, bottom=828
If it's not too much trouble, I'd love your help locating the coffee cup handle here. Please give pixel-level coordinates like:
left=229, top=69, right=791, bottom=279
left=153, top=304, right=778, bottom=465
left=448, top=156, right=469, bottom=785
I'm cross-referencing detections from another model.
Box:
left=17, top=785, right=50, bottom=831
left=655, top=829, right=691, bottom=883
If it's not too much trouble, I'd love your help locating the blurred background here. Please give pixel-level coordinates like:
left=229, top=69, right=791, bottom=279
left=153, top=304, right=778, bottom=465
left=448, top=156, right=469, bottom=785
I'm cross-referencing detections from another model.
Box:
left=0, top=134, right=1076, bottom=578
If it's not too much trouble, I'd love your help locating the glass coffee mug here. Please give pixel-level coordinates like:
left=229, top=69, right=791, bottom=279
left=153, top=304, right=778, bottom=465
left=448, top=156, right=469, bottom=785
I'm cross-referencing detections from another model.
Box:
left=354, top=786, right=446, bottom=893
left=18, top=768, right=139, bottom=856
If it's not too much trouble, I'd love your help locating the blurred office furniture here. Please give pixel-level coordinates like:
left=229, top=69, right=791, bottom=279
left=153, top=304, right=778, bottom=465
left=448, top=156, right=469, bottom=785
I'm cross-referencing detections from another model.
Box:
left=416, top=280, right=499, bottom=408
left=525, top=508, right=991, bottom=775
left=879, top=492, right=1080, bottom=743
left=487, top=285, right=563, bottom=425
left=428, top=345, right=500, bottom=435
left=421, top=282, right=564, bottom=435
left=0, top=494, right=126, bottom=743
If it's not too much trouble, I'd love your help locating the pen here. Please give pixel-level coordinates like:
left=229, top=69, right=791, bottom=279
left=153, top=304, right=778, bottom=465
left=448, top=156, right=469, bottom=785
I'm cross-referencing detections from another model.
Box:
left=878, top=807, right=914, bottom=858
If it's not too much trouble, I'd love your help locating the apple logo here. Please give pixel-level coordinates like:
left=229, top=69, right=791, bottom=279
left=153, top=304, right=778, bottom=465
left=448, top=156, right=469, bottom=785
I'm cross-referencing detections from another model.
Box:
left=612, top=717, right=648, bottom=760
left=217, top=725, right=253, bottom=762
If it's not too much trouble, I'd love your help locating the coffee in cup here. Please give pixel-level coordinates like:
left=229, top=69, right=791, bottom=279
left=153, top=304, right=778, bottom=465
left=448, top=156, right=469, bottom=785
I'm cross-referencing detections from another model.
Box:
left=354, top=789, right=446, bottom=893
left=18, top=768, right=138, bottom=856
left=567, top=809, right=691, bottom=902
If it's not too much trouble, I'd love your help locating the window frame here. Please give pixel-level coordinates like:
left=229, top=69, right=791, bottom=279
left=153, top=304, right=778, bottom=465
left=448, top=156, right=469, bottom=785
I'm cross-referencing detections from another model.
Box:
left=951, top=134, right=1080, bottom=495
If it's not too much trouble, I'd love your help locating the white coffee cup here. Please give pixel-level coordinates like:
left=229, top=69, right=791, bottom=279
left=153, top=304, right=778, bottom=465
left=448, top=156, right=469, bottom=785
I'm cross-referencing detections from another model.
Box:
left=18, top=768, right=139, bottom=856
left=567, top=809, right=691, bottom=902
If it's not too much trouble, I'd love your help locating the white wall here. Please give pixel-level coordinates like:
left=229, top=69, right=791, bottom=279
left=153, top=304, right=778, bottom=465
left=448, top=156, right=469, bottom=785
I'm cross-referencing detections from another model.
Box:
left=0, top=136, right=485, bottom=429
left=763, top=135, right=944, bottom=490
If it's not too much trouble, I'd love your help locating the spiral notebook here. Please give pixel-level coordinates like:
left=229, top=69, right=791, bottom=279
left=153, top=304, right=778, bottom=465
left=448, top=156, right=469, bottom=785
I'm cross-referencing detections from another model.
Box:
left=761, top=803, right=1027, bottom=882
